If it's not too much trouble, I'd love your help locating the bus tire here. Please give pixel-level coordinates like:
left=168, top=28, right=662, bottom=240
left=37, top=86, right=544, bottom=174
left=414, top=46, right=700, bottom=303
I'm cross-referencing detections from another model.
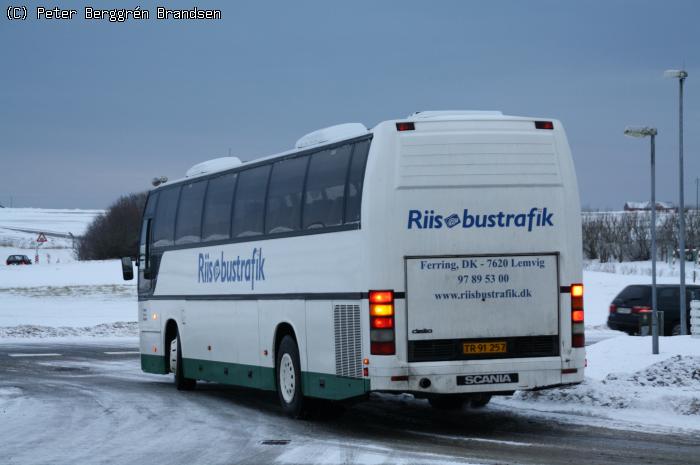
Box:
left=469, top=394, right=492, bottom=408
left=428, top=395, right=465, bottom=410
left=276, top=335, right=306, bottom=418
left=172, top=332, right=196, bottom=391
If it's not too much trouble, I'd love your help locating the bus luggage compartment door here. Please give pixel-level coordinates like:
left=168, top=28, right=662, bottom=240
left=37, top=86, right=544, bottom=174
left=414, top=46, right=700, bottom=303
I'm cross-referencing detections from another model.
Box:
left=405, top=253, right=560, bottom=363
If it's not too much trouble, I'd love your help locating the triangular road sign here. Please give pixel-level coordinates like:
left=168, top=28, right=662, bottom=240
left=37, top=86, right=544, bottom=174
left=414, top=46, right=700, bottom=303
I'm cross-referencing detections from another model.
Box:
left=36, top=233, right=48, bottom=243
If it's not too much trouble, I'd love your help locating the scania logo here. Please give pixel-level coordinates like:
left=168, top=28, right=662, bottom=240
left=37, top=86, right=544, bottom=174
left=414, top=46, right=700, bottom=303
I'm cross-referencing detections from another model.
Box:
left=457, top=373, right=519, bottom=386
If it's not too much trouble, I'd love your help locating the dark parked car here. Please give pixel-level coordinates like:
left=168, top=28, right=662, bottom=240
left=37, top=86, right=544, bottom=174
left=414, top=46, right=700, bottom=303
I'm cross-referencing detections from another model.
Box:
left=6, top=254, right=32, bottom=265
left=607, top=284, right=700, bottom=336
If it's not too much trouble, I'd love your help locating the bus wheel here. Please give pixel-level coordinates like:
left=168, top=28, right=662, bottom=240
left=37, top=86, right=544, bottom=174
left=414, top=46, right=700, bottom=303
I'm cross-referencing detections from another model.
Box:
left=276, top=335, right=306, bottom=418
left=469, top=394, right=492, bottom=408
left=428, top=395, right=465, bottom=410
left=171, top=332, right=196, bottom=391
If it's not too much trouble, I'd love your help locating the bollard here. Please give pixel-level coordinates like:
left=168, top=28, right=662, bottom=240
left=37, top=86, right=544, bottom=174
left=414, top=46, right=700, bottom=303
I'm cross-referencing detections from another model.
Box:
left=691, top=300, right=700, bottom=338
left=639, top=311, right=664, bottom=337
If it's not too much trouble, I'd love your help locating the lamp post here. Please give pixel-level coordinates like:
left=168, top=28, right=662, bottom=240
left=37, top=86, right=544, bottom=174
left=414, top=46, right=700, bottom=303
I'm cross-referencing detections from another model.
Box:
left=625, top=126, right=659, bottom=354
left=665, top=69, right=689, bottom=335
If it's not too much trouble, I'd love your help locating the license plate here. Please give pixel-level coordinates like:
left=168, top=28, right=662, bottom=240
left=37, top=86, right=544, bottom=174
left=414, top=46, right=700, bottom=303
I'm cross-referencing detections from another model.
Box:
left=463, top=341, right=507, bottom=354
left=617, top=307, right=631, bottom=314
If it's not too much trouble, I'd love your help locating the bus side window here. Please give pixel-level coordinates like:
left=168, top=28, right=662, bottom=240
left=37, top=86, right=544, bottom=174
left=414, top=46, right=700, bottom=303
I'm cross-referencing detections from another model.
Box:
left=152, top=186, right=181, bottom=248
left=202, top=172, right=236, bottom=242
left=175, top=180, right=207, bottom=245
left=303, top=145, right=352, bottom=229
left=265, top=156, right=308, bottom=234
left=232, top=165, right=271, bottom=238
left=345, top=140, right=370, bottom=224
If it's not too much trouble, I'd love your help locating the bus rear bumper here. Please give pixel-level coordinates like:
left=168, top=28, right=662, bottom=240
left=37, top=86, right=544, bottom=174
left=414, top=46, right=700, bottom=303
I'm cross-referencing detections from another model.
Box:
left=369, top=356, right=584, bottom=394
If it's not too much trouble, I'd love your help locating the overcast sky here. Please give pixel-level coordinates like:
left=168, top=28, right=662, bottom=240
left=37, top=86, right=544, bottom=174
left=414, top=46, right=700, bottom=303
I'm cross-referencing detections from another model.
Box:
left=1, top=0, right=698, bottom=210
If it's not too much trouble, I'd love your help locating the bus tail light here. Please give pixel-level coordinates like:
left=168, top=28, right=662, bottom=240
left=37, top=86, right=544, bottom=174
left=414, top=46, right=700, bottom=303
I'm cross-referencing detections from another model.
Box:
left=571, top=283, right=585, bottom=348
left=370, top=290, right=395, bottom=355
left=396, top=122, right=415, bottom=132
left=371, top=317, right=394, bottom=329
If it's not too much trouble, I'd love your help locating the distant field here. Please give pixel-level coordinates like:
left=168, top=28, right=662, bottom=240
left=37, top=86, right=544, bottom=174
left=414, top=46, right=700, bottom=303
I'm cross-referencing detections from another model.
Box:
left=0, top=207, right=103, bottom=253
left=0, top=207, right=103, bottom=235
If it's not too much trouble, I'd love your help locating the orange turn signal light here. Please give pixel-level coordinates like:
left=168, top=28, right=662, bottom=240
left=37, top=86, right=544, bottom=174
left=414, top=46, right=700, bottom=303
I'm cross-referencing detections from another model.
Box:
left=571, top=284, right=583, bottom=298
left=370, top=304, right=393, bottom=316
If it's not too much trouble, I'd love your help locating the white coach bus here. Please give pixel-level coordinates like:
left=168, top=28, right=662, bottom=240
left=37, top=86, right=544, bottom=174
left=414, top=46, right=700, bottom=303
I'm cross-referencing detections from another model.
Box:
left=122, top=110, right=585, bottom=417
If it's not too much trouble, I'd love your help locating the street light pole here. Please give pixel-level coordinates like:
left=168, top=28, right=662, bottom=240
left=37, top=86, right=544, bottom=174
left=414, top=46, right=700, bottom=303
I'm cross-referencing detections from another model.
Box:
left=665, top=69, right=689, bottom=335
left=650, top=132, right=659, bottom=354
left=625, top=126, right=659, bottom=354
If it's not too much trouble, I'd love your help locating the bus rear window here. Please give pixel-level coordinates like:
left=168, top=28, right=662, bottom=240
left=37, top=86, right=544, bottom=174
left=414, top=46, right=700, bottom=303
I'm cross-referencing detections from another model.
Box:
left=345, top=140, right=370, bottom=223
left=303, top=145, right=352, bottom=229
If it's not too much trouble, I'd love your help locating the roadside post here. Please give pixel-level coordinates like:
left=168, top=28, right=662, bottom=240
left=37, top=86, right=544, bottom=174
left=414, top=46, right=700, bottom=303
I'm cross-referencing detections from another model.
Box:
left=639, top=311, right=664, bottom=337
left=665, top=69, right=688, bottom=335
left=624, top=126, right=659, bottom=354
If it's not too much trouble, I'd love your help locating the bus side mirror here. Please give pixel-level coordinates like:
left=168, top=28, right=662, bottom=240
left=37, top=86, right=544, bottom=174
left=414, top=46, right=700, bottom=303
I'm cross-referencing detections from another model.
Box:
left=121, top=257, right=134, bottom=281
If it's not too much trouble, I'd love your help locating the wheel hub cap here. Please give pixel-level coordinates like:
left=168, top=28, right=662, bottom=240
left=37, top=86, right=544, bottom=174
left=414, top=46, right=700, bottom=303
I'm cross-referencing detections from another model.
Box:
left=280, top=353, right=295, bottom=403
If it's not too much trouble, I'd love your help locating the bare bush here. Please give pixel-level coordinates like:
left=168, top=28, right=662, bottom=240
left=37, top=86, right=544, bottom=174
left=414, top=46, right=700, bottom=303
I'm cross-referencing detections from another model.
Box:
left=76, top=192, right=147, bottom=260
left=582, top=210, right=700, bottom=263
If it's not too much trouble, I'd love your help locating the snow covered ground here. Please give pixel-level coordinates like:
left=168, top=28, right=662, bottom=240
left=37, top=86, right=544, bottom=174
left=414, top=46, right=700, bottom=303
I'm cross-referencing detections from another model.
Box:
left=0, top=259, right=136, bottom=337
left=498, top=335, right=700, bottom=433
left=1, top=208, right=134, bottom=338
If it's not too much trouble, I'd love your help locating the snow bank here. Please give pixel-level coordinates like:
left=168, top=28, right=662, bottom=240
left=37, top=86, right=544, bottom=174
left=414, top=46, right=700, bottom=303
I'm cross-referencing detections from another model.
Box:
left=0, top=259, right=136, bottom=333
left=504, top=335, right=700, bottom=431
left=0, top=259, right=129, bottom=287
left=585, top=334, right=700, bottom=380
left=0, top=321, right=138, bottom=339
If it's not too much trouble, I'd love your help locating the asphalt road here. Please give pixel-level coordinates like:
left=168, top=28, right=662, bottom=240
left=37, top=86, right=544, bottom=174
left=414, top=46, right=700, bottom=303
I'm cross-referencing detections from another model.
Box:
left=1, top=341, right=698, bottom=465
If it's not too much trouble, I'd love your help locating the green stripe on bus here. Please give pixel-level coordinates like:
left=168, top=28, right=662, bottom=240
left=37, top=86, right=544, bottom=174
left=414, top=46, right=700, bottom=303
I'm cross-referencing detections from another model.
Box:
left=301, top=372, right=370, bottom=400
left=141, top=354, right=168, bottom=374
left=182, top=358, right=276, bottom=391
left=177, top=357, right=370, bottom=400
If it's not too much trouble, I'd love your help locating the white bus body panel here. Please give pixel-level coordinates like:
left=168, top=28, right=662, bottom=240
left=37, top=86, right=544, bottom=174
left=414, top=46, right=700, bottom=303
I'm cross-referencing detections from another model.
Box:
left=361, top=118, right=583, bottom=393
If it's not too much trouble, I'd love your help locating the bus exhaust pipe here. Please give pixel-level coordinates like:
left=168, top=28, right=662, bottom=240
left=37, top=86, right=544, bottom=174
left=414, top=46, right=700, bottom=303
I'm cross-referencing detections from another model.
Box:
left=419, top=378, right=431, bottom=389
